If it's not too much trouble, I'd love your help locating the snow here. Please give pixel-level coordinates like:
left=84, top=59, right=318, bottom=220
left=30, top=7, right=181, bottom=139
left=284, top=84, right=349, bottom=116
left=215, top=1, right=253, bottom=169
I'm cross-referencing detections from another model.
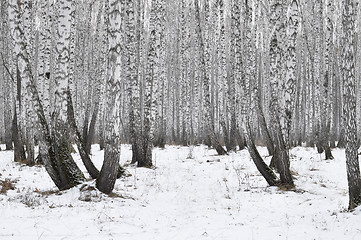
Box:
left=0, top=144, right=361, bottom=239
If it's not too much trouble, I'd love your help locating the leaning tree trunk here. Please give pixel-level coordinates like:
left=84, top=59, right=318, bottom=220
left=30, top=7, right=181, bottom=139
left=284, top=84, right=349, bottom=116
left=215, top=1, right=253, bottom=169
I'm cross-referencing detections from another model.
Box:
left=245, top=119, right=279, bottom=186
left=341, top=0, right=361, bottom=210
left=51, top=0, right=86, bottom=189
left=67, top=90, right=99, bottom=179
left=9, top=0, right=85, bottom=190
left=241, top=0, right=279, bottom=187
left=256, top=51, right=275, bottom=156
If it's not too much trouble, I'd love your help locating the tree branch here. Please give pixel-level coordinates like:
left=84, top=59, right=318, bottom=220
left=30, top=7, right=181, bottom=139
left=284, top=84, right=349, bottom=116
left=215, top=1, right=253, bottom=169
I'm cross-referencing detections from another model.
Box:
left=1, top=52, right=16, bottom=83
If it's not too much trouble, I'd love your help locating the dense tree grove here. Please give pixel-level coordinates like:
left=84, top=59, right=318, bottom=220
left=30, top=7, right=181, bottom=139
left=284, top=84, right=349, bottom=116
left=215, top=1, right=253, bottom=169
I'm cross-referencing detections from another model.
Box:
left=1, top=0, right=361, bottom=209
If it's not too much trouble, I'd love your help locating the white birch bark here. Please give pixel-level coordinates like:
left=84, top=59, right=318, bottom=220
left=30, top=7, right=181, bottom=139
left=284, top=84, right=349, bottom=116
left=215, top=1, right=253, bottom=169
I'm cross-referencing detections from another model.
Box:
left=341, top=0, right=361, bottom=210
left=96, top=0, right=122, bottom=194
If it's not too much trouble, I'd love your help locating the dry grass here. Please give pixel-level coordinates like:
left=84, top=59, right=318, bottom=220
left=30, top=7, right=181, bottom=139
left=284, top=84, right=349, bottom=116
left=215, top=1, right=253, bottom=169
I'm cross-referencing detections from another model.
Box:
left=33, top=188, right=61, bottom=196
left=310, top=168, right=320, bottom=171
left=278, top=183, right=296, bottom=191
left=0, top=179, right=16, bottom=194
left=108, top=192, right=135, bottom=200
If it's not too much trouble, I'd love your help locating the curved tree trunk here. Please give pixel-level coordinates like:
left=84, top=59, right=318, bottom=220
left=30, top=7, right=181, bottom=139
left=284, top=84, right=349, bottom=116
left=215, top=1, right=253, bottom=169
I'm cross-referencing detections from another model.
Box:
left=8, top=0, right=85, bottom=190
left=245, top=119, right=279, bottom=186
left=241, top=0, right=282, bottom=187
left=67, top=90, right=99, bottom=179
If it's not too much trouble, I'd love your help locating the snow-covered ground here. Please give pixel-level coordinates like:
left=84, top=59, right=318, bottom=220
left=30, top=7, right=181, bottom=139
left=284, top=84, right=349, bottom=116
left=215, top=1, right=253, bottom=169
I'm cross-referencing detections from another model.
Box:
left=0, top=144, right=360, bottom=240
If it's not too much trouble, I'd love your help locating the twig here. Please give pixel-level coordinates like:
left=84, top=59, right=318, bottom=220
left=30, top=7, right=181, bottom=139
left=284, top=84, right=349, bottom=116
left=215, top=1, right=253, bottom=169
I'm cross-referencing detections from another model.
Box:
left=1, top=52, right=16, bottom=83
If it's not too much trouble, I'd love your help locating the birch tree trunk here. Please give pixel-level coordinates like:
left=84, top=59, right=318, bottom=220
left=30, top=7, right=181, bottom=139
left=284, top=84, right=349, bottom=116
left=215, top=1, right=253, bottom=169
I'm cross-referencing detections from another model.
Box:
left=242, top=0, right=279, bottom=187
left=341, top=0, right=361, bottom=210
left=321, top=0, right=335, bottom=160
left=229, top=0, right=242, bottom=152
left=7, top=0, right=85, bottom=190
left=36, top=0, right=53, bottom=164
left=96, top=0, right=123, bottom=194
left=268, top=0, right=294, bottom=187
left=141, top=0, right=166, bottom=167
left=8, top=1, right=26, bottom=163
left=284, top=0, right=299, bottom=144
left=52, top=0, right=85, bottom=188
left=127, top=0, right=142, bottom=165
left=1, top=0, right=13, bottom=151
left=195, top=0, right=226, bottom=155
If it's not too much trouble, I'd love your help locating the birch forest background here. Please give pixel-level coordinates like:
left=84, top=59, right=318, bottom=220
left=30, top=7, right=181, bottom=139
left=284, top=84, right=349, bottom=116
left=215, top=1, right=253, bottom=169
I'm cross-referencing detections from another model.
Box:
left=1, top=0, right=361, bottom=238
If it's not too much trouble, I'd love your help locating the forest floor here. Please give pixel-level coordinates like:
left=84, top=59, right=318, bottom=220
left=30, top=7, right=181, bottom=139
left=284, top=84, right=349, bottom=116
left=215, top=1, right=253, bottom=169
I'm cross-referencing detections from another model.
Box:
left=0, top=144, right=361, bottom=240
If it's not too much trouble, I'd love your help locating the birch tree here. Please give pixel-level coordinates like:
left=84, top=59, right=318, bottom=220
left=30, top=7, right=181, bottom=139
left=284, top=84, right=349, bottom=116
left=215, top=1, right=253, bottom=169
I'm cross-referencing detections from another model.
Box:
left=242, top=0, right=280, bottom=187
left=96, top=0, right=123, bottom=193
left=6, top=0, right=85, bottom=190
left=320, top=0, right=335, bottom=159
left=268, top=0, right=294, bottom=187
left=1, top=0, right=13, bottom=151
left=126, top=0, right=143, bottom=165
left=8, top=0, right=26, bottom=163
left=51, top=0, right=86, bottom=188
left=141, top=0, right=166, bottom=167
left=341, top=0, right=361, bottom=210
left=195, top=0, right=226, bottom=155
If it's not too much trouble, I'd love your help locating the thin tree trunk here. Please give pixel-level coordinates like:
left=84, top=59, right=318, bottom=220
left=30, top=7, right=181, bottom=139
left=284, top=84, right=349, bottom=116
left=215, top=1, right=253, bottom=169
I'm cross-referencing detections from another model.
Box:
left=245, top=119, right=279, bottom=186
left=194, top=0, right=226, bottom=155
left=12, top=107, right=26, bottom=162
left=67, top=89, right=99, bottom=179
